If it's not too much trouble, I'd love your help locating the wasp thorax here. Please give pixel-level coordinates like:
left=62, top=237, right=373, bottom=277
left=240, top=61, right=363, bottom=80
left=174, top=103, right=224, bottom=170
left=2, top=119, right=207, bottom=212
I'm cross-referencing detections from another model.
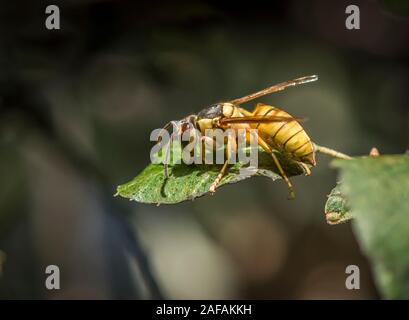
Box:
left=221, top=103, right=234, bottom=117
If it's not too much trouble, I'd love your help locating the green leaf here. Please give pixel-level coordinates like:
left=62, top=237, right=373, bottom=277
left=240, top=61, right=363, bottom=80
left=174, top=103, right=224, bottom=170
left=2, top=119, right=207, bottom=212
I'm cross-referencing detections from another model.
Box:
left=332, top=155, right=409, bottom=299
left=324, top=182, right=352, bottom=225
left=115, top=146, right=306, bottom=204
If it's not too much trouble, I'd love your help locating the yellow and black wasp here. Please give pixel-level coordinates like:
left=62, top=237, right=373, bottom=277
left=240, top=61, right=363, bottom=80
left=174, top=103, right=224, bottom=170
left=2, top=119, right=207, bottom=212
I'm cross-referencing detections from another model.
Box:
left=158, top=75, right=318, bottom=199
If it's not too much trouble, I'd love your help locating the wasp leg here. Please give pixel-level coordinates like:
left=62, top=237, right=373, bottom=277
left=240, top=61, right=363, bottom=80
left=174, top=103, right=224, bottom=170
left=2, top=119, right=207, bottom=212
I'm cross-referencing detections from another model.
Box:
left=238, top=107, right=254, bottom=117
left=257, top=136, right=296, bottom=199
left=200, top=135, right=219, bottom=164
left=296, top=161, right=311, bottom=176
left=209, top=133, right=236, bottom=193
left=209, top=160, right=229, bottom=193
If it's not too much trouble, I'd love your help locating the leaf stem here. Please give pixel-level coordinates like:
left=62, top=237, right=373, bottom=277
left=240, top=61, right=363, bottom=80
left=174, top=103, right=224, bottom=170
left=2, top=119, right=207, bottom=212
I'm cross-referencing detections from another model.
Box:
left=313, top=143, right=352, bottom=160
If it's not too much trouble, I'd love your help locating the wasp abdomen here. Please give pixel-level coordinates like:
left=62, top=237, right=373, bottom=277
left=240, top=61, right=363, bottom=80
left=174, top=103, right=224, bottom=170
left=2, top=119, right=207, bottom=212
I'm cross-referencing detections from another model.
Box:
left=251, top=103, right=315, bottom=166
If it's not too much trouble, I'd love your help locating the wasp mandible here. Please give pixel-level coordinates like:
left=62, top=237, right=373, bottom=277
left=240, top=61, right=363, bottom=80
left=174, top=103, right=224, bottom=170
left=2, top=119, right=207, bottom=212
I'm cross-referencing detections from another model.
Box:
left=158, top=75, right=318, bottom=199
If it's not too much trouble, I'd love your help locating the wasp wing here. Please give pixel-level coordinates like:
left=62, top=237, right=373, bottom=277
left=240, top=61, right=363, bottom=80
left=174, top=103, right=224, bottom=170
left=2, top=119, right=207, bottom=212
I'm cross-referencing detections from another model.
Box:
left=230, top=75, right=318, bottom=105
left=219, top=115, right=304, bottom=125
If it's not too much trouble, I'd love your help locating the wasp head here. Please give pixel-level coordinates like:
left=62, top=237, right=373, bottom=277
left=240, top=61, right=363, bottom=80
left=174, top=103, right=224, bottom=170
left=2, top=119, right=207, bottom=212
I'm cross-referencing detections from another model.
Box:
left=196, top=102, right=235, bottom=132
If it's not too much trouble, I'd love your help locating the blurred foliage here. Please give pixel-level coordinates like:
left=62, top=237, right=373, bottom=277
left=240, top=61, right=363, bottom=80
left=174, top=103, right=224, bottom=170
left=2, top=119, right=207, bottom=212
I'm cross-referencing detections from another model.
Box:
left=379, top=0, right=409, bottom=16
left=0, top=251, right=5, bottom=277
left=116, top=146, right=305, bottom=204
left=2, top=0, right=408, bottom=299
left=0, top=118, right=28, bottom=235
left=334, top=155, right=409, bottom=298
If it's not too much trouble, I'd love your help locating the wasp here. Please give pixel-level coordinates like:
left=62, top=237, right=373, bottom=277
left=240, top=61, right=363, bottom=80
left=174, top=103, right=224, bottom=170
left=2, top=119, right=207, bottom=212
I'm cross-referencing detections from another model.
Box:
left=158, top=75, right=318, bottom=199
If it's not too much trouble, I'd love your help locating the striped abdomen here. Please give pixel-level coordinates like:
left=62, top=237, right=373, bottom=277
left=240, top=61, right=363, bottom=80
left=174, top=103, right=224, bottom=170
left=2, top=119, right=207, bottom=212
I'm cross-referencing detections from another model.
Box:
left=251, top=103, right=315, bottom=166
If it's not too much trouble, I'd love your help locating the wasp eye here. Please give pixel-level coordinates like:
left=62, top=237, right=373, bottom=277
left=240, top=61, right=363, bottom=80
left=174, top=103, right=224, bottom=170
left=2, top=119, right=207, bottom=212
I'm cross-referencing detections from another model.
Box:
left=181, top=122, right=191, bottom=131
left=197, top=104, right=223, bottom=119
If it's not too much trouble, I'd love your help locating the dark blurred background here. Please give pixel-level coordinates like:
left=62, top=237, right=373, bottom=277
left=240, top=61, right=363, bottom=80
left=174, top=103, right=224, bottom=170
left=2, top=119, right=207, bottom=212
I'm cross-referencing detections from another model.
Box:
left=0, top=0, right=408, bottom=299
